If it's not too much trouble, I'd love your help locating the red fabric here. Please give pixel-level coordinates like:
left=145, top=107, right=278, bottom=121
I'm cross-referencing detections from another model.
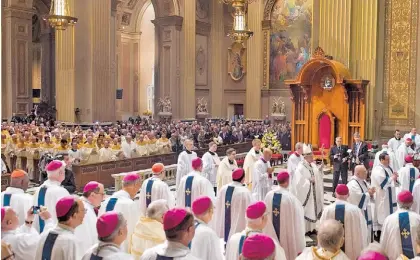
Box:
left=369, top=161, right=374, bottom=168
left=319, top=114, right=331, bottom=149
left=272, top=154, right=283, bottom=159
left=237, top=159, right=245, bottom=166
left=288, top=151, right=294, bottom=155
left=367, top=143, right=372, bottom=149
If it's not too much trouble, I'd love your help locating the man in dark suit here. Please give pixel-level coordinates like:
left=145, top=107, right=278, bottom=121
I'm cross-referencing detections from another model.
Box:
left=352, top=132, right=369, bottom=172
left=219, top=126, right=232, bottom=145
left=329, top=136, right=349, bottom=197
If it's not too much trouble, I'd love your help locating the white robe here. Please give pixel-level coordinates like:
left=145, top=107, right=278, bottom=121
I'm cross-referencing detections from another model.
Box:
left=263, top=186, right=306, bottom=260
left=380, top=209, right=420, bottom=260
left=68, top=149, right=82, bottom=162
left=32, top=179, right=70, bottom=233
left=373, top=148, right=397, bottom=170
left=122, top=141, right=137, bottom=159
left=202, top=151, right=220, bottom=188
left=138, top=176, right=175, bottom=216
left=320, top=200, right=368, bottom=260
left=294, top=160, right=324, bottom=232
left=296, top=247, right=350, bottom=260
left=388, top=137, right=404, bottom=152
left=1, top=187, right=33, bottom=225
left=371, top=164, right=398, bottom=231
left=216, top=157, right=238, bottom=191
left=176, top=170, right=215, bottom=209
left=403, top=133, right=420, bottom=151
left=397, top=163, right=420, bottom=193
left=214, top=181, right=253, bottom=242
left=99, top=147, right=117, bottom=162
left=99, top=190, right=140, bottom=252
left=176, top=151, right=198, bottom=188
left=287, top=152, right=303, bottom=195
left=396, top=144, right=415, bottom=171
left=225, top=228, right=287, bottom=260
left=251, top=159, right=272, bottom=201
left=413, top=179, right=420, bottom=215
left=130, top=217, right=166, bottom=259
left=243, top=148, right=261, bottom=187
left=140, top=241, right=201, bottom=260
left=35, top=224, right=82, bottom=260
left=190, top=219, right=224, bottom=260
left=347, top=176, right=374, bottom=243
left=74, top=197, right=98, bottom=255
left=82, top=242, right=134, bottom=260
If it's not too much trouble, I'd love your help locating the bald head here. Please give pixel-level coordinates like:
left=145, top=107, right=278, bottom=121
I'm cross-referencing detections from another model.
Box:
left=354, top=165, right=367, bottom=180
left=317, top=219, right=344, bottom=252
left=263, top=148, right=273, bottom=161
left=1, top=207, right=19, bottom=231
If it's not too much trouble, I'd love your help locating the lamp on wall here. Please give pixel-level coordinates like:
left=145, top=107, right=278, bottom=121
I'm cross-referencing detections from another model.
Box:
left=220, top=0, right=254, bottom=43
left=44, top=0, right=78, bottom=30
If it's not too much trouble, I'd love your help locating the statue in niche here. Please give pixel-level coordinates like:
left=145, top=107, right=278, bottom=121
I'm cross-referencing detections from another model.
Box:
left=196, top=98, right=208, bottom=114
left=158, top=96, right=172, bottom=113
left=32, top=14, right=41, bottom=43
left=228, top=42, right=246, bottom=81
left=272, top=97, right=286, bottom=115
left=321, top=74, right=335, bottom=91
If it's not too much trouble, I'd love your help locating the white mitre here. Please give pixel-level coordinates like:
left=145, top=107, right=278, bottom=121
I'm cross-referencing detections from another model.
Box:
left=302, top=143, right=313, bottom=155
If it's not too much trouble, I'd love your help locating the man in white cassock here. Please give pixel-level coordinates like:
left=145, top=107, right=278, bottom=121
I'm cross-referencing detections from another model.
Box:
left=398, top=155, right=420, bottom=194
left=214, top=168, right=253, bottom=245
left=252, top=148, right=273, bottom=201
left=176, top=158, right=215, bottom=209
left=380, top=190, right=420, bottom=260
left=347, top=165, right=375, bottom=243
left=320, top=184, right=368, bottom=260
left=296, top=219, right=349, bottom=260
left=413, top=177, right=420, bottom=214
left=243, top=139, right=262, bottom=190
left=294, top=144, right=324, bottom=234
left=35, top=196, right=85, bottom=260
left=373, top=144, right=397, bottom=170
left=202, top=142, right=220, bottom=195
left=82, top=212, right=134, bottom=260
left=1, top=206, right=54, bottom=260
left=225, top=201, right=286, bottom=260
left=1, top=170, right=33, bottom=225
left=263, top=171, right=305, bottom=260
left=99, top=173, right=141, bottom=252
left=396, top=138, right=415, bottom=170
left=388, top=129, right=403, bottom=152
left=140, top=208, right=200, bottom=260
left=371, top=153, right=398, bottom=240
left=74, top=181, right=105, bottom=254
left=122, top=135, right=137, bottom=159
left=32, top=160, right=70, bottom=233
left=189, top=196, right=224, bottom=260
left=176, top=139, right=198, bottom=188
left=287, top=142, right=304, bottom=195
left=216, top=148, right=238, bottom=191
left=403, top=128, right=420, bottom=152
left=138, top=163, right=174, bottom=217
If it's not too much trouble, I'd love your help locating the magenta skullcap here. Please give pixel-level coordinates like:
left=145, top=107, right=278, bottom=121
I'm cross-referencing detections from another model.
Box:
left=123, top=173, right=140, bottom=182
left=191, top=158, right=203, bottom=170
left=406, top=137, right=412, bottom=142
left=46, top=160, right=64, bottom=172
left=358, top=251, right=388, bottom=260
left=192, top=196, right=212, bottom=215
left=1, top=207, right=5, bottom=222
left=163, top=208, right=188, bottom=231
left=246, top=201, right=266, bottom=219
left=96, top=211, right=120, bottom=238
left=276, top=171, right=290, bottom=182
left=335, top=184, right=349, bottom=196
left=405, top=155, right=413, bottom=163
left=232, top=168, right=245, bottom=180
left=242, top=234, right=275, bottom=259
left=56, top=196, right=76, bottom=217
left=83, top=181, right=100, bottom=193
left=398, top=190, right=413, bottom=203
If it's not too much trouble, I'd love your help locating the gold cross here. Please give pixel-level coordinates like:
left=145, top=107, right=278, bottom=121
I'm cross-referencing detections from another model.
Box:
left=185, top=188, right=191, bottom=195
left=225, top=201, right=231, bottom=208
left=146, top=192, right=151, bottom=199
left=273, top=208, right=280, bottom=217
left=401, top=228, right=410, bottom=239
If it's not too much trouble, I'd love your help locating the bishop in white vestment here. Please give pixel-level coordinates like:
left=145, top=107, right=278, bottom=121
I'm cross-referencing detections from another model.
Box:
left=403, top=128, right=420, bottom=152
left=396, top=138, right=415, bottom=170
left=240, top=234, right=278, bottom=260
left=216, top=148, right=238, bottom=191
left=251, top=149, right=273, bottom=201
left=176, top=139, right=198, bottom=188
left=320, top=184, right=368, bottom=260
left=397, top=155, right=420, bottom=194
left=286, top=142, right=303, bottom=195
left=243, top=139, right=262, bottom=189
left=263, top=171, right=306, bottom=260
left=202, top=142, right=220, bottom=194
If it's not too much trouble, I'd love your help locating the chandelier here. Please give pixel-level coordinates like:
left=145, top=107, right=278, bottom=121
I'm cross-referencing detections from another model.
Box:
left=221, top=0, right=254, bottom=43
left=44, top=0, right=78, bottom=30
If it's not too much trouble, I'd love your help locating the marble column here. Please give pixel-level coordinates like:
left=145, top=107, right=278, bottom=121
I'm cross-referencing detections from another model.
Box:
left=210, top=0, right=224, bottom=117
left=2, top=0, right=34, bottom=118
left=245, top=0, right=263, bottom=119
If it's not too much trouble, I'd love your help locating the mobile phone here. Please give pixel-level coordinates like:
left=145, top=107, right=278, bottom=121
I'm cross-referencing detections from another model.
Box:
left=32, top=206, right=41, bottom=214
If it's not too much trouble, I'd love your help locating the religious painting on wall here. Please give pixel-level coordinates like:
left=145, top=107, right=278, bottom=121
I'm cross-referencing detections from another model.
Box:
left=228, top=42, right=247, bottom=81
left=269, top=0, right=312, bottom=87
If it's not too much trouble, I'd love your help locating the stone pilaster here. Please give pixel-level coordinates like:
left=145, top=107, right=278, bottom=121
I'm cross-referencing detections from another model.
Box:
left=2, top=0, right=34, bottom=118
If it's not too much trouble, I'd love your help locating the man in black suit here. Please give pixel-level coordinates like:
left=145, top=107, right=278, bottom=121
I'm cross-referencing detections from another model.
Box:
left=219, top=126, right=232, bottom=145
left=329, top=136, right=349, bottom=197
left=352, top=132, right=369, bottom=172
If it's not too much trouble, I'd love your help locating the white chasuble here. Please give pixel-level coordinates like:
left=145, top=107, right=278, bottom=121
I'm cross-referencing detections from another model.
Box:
left=216, top=157, right=238, bottom=191
left=82, top=242, right=134, bottom=260
left=140, top=241, right=201, bottom=260
left=202, top=151, right=220, bottom=188
left=296, top=247, right=350, bottom=260
left=98, top=147, right=117, bottom=162
left=251, top=158, right=272, bottom=201
left=176, top=151, right=198, bottom=188
left=243, top=148, right=261, bottom=189
left=176, top=171, right=215, bottom=209
left=74, top=197, right=98, bottom=254
left=190, top=219, right=224, bottom=260
left=396, top=144, right=414, bottom=171
left=130, top=217, right=166, bottom=259
left=397, top=163, right=420, bottom=194
left=138, top=176, right=175, bottom=217
left=1, top=187, right=33, bottom=225
left=287, top=152, right=303, bottom=195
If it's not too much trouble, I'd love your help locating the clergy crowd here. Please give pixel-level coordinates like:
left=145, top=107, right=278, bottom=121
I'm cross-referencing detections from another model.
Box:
left=1, top=125, right=420, bottom=260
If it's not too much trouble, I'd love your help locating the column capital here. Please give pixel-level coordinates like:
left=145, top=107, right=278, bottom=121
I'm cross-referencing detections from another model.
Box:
left=3, top=7, right=34, bottom=20
left=152, top=15, right=183, bottom=30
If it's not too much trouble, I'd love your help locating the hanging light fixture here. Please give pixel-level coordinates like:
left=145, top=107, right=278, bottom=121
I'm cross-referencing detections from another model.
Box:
left=44, top=0, right=78, bottom=30
left=220, top=0, right=253, bottom=43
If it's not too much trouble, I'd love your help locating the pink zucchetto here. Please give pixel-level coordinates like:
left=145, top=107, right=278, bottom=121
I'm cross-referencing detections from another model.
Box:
left=242, top=234, right=275, bottom=259
left=232, top=168, right=245, bottom=181
left=163, top=208, right=188, bottom=231
left=1, top=208, right=5, bottom=222
left=397, top=190, right=413, bottom=203
left=335, top=184, right=349, bottom=196
left=192, top=196, right=212, bottom=215
left=405, top=155, right=413, bottom=163
left=406, top=138, right=412, bottom=142
left=191, top=158, right=202, bottom=170
left=123, top=173, right=140, bottom=182
left=246, top=201, right=266, bottom=219
left=96, top=211, right=120, bottom=238
left=56, top=196, right=75, bottom=217
left=46, top=160, right=64, bottom=172
left=83, top=181, right=100, bottom=193
left=277, top=171, right=290, bottom=182
left=357, top=251, right=388, bottom=260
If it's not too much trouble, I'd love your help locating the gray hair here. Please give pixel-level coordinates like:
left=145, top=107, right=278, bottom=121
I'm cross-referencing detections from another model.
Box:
left=397, top=200, right=413, bottom=210
left=360, top=242, right=386, bottom=255
left=353, top=132, right=360, bottom=138
left=295, top=142, right=303, bottom=150
left=317, top=219, right=344, bottom=252
left=122, top=178, right=141, bottom=187
left=99, top=213, right=125, bottom=242
left=146, top=199, right=169, bottom=221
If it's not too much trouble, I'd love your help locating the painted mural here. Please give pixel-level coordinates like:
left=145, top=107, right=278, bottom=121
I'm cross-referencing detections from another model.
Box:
left=269, top=0, right=312, bottom=85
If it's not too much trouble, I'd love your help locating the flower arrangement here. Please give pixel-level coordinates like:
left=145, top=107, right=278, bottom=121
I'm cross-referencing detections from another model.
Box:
left=143, top=110, right=152, bottom=116
left=262, top=131, right=281, bottom=153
